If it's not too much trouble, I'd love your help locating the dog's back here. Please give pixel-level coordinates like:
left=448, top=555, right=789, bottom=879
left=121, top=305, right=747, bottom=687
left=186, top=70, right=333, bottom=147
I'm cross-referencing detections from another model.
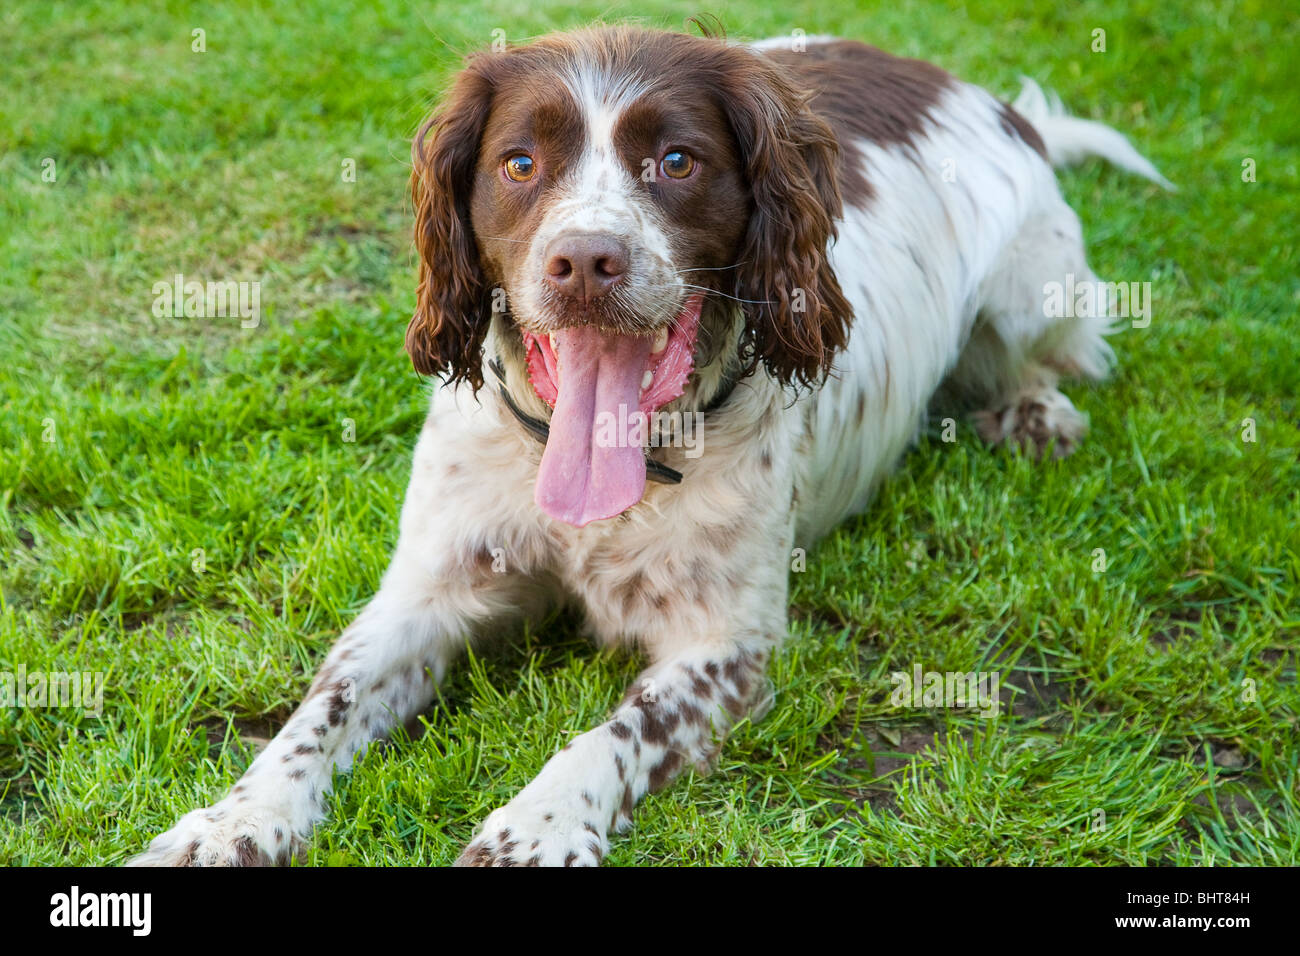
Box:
left=750, top=36, right=1169, bottom=542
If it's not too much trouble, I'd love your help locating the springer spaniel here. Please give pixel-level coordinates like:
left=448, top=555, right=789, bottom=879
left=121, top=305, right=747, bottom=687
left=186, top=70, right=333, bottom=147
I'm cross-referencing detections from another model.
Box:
left=132, top=25, right=1169, bottom=866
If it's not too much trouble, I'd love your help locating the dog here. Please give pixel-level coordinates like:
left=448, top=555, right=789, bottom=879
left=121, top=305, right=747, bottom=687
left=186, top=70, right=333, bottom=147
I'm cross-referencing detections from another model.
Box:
left=130, top=24, right=1170, bottom=866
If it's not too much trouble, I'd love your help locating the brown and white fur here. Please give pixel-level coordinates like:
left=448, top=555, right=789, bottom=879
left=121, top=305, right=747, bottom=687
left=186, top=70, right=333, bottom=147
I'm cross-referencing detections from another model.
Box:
left=130, top=26, right=1170, bottom=866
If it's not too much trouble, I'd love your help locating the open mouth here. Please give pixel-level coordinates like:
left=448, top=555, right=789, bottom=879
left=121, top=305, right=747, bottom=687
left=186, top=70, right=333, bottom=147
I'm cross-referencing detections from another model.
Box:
left=520, top=293, right=704, bottom=527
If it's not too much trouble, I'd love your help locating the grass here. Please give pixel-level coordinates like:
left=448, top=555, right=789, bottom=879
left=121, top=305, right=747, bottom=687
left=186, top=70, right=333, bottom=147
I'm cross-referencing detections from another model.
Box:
left=1, top=0, right=1297, bottom=866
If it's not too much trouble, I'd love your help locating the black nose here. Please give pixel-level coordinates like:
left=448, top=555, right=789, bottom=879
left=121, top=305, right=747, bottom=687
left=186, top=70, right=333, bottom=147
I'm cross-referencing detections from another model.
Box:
left=543, top=234, right=630, bottom=302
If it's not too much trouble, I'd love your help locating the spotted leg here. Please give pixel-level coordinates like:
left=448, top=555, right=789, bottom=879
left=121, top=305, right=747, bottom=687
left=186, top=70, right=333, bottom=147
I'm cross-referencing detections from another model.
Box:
left=127, top=472, right=553, bottom=870
left=455, top=636, right=773, bottom=867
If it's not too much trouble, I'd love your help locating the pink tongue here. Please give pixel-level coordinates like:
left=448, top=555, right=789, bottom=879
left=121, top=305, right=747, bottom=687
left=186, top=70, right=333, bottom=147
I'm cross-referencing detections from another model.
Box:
left=535, top=326, right=653, bottom=527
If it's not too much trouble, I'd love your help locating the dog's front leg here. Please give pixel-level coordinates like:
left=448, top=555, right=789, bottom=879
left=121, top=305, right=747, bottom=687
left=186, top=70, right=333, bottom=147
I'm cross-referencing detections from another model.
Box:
left=456, top=637, right=773, bottom=867
left=128, top=537, right=539, bottom=866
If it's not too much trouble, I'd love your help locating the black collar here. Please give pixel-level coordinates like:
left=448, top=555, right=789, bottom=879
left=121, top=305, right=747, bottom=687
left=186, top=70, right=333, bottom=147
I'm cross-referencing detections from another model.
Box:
left=487, top=356, right=736, bottom=485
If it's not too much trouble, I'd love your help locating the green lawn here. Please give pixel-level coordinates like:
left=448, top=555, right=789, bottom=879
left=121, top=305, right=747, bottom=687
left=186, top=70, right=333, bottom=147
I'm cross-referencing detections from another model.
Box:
left=1, top=0, right=1296, bottom=866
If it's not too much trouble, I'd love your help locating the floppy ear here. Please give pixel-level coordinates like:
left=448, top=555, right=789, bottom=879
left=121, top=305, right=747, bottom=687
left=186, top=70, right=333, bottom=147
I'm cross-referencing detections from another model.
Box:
left=720, top=52, right=852, bottom=388
left=408, top=57, right=497, bottom=387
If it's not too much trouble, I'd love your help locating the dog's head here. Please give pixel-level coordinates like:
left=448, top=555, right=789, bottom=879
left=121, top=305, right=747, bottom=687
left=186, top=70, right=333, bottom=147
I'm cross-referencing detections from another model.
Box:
left=407, top=25, right=850, bottom=525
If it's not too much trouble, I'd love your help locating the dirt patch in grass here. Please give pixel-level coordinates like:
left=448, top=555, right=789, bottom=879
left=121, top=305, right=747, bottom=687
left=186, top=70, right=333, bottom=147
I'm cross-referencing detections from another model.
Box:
left=199, top=714, right=287, bottom=762
left=824, top=722, right=949, bottom=813
left=1148, top=608, right=1204, bottom=649
left=1009, top=671, right=1079, bottom=725
left=1188, top=785, right=1260, bottom=819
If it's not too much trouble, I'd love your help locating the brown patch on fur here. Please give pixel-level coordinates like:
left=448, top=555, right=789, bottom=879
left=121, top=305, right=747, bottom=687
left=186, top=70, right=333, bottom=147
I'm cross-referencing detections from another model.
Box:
left=632, top=696, right=680, bottom=745
left=686, top=666, right=712, bottom=700
left=759, top=40, right=955, bottom=207
left=307, top=664, right=337, bottom=700
left=648, top=750, right=684, bottom=792
left=974, top=392, right=1081, bottom=460
left=724, top=654, right=755, bottom=698
left=326, top=681, right=352, bottom=727
left=997, top=101, right=1047, bottom=159
left=456, top=842, right=495, bottom=867
left=678, top=699, right=708, bottom=728
left=232, top=836, right=265, bottom=867
left=721, top=694, right=744, bottom=719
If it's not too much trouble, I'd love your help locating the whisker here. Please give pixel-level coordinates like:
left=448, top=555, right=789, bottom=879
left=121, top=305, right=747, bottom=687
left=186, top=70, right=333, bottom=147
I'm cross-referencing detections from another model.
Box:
left=678, top=284, right=771, bottom=306
left=672, top=262, right=748, bottom=275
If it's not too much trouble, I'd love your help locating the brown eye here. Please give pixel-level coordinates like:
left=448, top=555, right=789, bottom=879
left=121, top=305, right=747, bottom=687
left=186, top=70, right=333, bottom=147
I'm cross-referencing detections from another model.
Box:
left=504, top=154, right=535, bottom=182
left=660, top=150, right=695, bottom=179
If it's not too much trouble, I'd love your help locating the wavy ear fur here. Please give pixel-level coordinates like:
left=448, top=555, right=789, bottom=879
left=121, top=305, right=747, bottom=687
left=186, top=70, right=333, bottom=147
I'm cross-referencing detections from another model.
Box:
left=408, top=56, right=497, bottom=387
left=720, top=51, right=852, bottom=388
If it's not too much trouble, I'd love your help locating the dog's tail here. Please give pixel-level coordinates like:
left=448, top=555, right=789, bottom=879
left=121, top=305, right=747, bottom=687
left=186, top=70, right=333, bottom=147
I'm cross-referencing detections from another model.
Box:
left=1013, top=77, right=1175, bottom=190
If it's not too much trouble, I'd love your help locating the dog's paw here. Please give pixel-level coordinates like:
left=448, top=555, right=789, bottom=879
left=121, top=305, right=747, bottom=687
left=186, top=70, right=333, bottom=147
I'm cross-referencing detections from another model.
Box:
left=455, top=800, right=608, bottom=867
left=973, top=387, right=1088, bottom=460
left=127, top=801, right=298, bottom=867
